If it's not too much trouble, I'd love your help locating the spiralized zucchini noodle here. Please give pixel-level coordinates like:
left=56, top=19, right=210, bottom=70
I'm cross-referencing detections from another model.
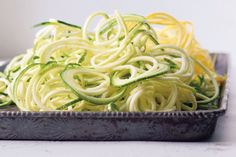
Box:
left=0, top=11, right=224, bottom=111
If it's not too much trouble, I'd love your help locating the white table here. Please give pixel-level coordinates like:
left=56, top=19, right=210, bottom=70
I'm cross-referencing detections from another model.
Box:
left=0, top=0, right=236, bottom=156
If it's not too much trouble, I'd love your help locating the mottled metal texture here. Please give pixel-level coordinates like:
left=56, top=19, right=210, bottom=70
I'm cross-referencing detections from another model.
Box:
left=0, top=53, right=229, bottom=141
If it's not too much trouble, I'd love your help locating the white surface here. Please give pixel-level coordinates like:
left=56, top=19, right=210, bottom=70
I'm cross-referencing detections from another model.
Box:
left=0, top=0, right=236, bottom=58
left=0, top=0, right=236, bottom=156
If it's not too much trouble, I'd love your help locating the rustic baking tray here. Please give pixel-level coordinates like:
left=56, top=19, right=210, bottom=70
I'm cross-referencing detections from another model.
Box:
left=0, top=53, right=229, bottom=141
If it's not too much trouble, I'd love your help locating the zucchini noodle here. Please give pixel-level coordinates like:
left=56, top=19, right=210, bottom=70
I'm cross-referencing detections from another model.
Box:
left=0, top=72, right=12, bottom=107
left=0, top=11, right=224, bottom=111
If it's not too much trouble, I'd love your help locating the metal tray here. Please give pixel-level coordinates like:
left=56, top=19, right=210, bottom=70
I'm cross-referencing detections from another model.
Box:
left=0, top=53, right=229, bottom=141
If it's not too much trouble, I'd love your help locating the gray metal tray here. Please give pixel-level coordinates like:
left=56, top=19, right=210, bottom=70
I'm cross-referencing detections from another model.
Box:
left=0, top=53, right=229, bottom=141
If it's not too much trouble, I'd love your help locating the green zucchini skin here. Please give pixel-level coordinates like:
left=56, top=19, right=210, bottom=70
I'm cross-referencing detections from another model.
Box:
left=61, top=67, right=127, bottom=105
left=112, top=65, right=169, bottom=87
left=34, top=20, right=81, bottom=29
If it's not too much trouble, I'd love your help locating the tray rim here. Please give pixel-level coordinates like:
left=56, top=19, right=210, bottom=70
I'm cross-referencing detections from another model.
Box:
left=0, top=53, right=229, bottom=119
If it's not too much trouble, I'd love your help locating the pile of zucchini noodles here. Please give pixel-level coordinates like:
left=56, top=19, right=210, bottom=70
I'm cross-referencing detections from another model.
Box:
left=0, top=11, right=223, bottom=112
